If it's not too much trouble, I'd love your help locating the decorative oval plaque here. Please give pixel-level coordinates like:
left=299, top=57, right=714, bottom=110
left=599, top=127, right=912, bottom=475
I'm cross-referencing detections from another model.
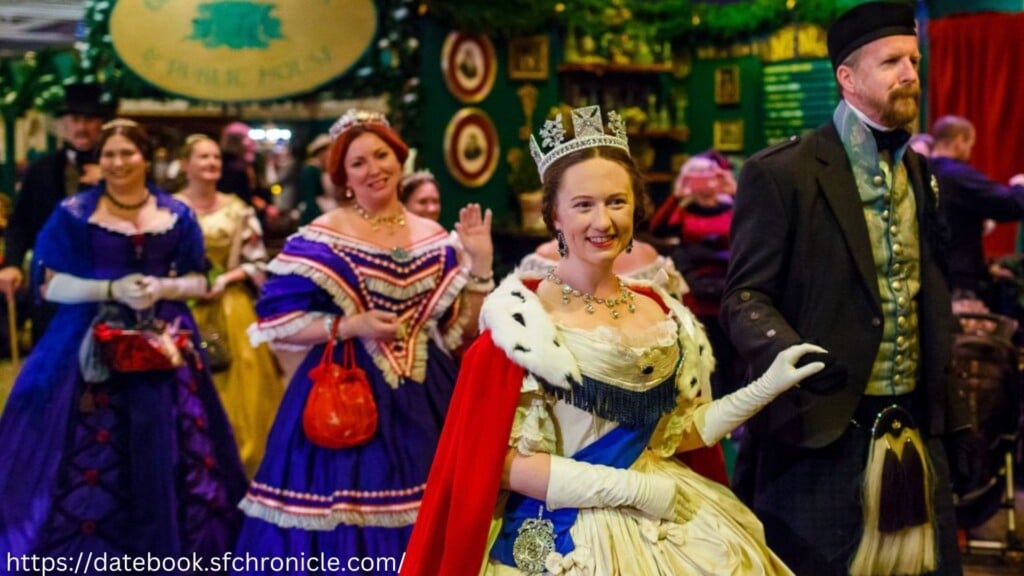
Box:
left=110, top=0, right=377, bottom=102
left=444, top=108, right=499, bottom=188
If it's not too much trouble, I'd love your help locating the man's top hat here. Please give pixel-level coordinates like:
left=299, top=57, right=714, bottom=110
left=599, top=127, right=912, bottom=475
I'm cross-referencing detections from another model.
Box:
left=58, top=83, right=117, bottom=118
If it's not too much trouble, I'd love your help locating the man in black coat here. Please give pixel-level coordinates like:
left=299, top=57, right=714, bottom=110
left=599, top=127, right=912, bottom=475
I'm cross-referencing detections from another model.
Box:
left=721, top=2, right=972, bottom=574
left=929, top=114, right=1024, bottom=303
left=0, top=83, right=112, bottom=342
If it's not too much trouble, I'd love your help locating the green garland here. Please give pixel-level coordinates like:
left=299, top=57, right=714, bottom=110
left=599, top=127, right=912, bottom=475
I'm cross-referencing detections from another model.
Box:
left=0, top=0, right=423, bottom=147
left=2, top=0, right=877, bottom=137
left=424, top=0, right=559, bottom=38
left=428, top=0, right=867, bottom=41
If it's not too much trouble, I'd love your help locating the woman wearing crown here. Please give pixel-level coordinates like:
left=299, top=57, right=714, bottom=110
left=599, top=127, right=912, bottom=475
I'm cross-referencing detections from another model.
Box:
left=233, top=109, right=494, bottom=572
left=402, top=107, right=827, bottom=575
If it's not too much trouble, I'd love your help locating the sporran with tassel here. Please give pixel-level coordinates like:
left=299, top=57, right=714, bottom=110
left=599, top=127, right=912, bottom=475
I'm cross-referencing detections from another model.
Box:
left=849, top=405, right=937, bottom=576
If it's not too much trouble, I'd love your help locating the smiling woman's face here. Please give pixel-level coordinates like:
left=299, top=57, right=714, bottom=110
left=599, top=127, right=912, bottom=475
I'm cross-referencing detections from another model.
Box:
left=100, top=134, right=147, bottom=190
left=344, top=132, right=402, bottom=203
left=553, top=157, right=635, bottom=267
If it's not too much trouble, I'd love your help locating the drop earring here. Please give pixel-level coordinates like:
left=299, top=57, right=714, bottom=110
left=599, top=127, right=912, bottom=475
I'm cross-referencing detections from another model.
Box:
left=625, top=238, right=633, bottom=253
left=556, top=231, right=568, bottom=258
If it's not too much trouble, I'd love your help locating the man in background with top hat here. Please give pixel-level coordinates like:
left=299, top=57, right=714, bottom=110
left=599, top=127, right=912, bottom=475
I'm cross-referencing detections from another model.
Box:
left=0, top=83, right=113, bottom=343
left=721, top=2, right=972, bottom=574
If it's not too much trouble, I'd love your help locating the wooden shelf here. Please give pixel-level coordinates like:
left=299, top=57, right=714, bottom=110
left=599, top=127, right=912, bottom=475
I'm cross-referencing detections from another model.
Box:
left=629, top=128, right=690, bottom=141
left=558, top=62, right=672, bottom=75
left=644, top=171, right=675, bottom=184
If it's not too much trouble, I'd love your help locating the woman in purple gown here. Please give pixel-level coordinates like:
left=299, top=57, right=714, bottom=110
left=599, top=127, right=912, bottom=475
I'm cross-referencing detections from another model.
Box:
left=0, top=120, right=246, bottom=574
left=234, top=110, right=494, bottom=574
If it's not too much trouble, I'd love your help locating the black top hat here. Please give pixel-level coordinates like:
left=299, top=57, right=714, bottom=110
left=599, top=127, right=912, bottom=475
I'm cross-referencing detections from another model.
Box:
left=58, top=83, right=117, bottom=118
left=827, top=1, right=917, bottom=71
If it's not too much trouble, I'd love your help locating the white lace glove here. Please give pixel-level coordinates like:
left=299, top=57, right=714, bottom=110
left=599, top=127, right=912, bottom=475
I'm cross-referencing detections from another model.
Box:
left=45, top=273, right=146, bottom=306
left=138, top=275, right=209, bottom=303
left=546, top=455, right=685, bottom=521
left=697, top=342, right=827, bottom=445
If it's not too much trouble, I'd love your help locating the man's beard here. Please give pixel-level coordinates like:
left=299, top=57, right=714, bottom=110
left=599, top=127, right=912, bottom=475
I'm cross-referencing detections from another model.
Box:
left=879, top=85, right=921, bottom=128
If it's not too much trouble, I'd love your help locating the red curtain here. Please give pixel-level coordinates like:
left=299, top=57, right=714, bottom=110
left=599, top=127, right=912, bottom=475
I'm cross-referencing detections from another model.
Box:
left=929, top=12, right=1024, bottom=256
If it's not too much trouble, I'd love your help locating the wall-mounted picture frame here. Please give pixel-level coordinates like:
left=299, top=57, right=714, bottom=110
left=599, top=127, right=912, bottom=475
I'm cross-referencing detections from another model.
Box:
left=714, top=65, right=741, bottom=105
left=444, top=108, right=500, bottom=188
left=508, top=35, right=549, bottom=81
left=441, top=32, right=496, bottom=104
left=713, top=119, right=745, bottom=152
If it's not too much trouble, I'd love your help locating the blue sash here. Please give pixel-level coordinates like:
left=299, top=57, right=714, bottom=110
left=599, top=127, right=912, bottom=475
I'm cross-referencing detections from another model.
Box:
left=490, top=421, right=655, bottom=567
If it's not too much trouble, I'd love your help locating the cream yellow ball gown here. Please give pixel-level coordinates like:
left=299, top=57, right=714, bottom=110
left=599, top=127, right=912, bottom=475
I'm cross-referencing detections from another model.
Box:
left=181, top=193, right=283, bottom=476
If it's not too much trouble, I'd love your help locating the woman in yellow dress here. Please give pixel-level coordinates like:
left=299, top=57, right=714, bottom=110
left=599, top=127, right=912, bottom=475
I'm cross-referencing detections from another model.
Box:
left=176, top=133, right=283, bottom=476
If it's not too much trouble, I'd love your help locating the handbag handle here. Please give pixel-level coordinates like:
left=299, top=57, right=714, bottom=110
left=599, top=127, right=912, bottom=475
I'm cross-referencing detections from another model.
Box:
left=320, top=316, right=358, bottom=369
left=319, top=315, right=342, bottom=365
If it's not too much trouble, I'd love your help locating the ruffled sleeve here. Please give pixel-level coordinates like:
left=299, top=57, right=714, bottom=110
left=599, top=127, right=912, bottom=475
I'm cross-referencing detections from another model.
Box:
left=33, top=196, right=93, bottom=279
left=518, top=252, right=556, bottom=276
left=655, top=255, right=690, bottom=300
left=649, top=288, right=716, bottom=458
left=232, top=201, right=269, bottom=286
left=170, top=201, right=208, bottom=276
left=432, top=242, right=471, bottom=352
left=247, top=233, right=353, bottom=349
left=508, top=373, right=557, bottom=456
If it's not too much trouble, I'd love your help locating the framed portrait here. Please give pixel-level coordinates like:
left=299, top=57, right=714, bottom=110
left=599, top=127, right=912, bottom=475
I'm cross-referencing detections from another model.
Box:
left=714, top=65, right=741, bottom=105
left=444, top=108, right=500, bottom=188
left=713, top=119, right=744, bottom=152
left=441, top=32, right=497, bottom=103
left=508, top=35, right=549, bottom=81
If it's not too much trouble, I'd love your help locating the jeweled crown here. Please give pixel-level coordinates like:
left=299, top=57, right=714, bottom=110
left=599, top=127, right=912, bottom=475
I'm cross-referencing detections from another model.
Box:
left=529, top=105, right=629, bottom=183
left=329, top=109, right=390, bottom=142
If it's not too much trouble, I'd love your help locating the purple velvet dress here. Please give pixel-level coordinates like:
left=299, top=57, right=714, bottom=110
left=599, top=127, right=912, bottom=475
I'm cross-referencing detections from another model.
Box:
left=235, top=224, right=467, bottom=575
left=0, top=188, right=247, bottom=575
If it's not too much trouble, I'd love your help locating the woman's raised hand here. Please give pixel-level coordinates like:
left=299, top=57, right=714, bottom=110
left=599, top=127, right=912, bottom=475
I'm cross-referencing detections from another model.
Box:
left=454, top=203, right=494, bottom=273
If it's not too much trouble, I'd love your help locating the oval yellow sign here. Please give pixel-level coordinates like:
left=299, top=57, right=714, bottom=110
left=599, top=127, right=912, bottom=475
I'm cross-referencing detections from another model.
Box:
left=110, top=0, right=377, bottom=102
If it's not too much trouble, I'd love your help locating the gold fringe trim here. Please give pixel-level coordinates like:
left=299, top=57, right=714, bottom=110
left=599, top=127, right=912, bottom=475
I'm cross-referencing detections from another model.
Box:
left=441, top=291, right=473, bottom=352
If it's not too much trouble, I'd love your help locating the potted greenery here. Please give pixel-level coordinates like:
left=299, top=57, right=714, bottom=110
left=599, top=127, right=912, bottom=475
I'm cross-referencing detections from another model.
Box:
left=506, top=146, right=545, bottom=231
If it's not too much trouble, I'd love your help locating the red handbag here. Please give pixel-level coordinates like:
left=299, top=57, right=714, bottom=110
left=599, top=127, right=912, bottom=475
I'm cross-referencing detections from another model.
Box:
left=93, top=317, right=193, bottom=372
left=302, top=322, right=378, bottom=449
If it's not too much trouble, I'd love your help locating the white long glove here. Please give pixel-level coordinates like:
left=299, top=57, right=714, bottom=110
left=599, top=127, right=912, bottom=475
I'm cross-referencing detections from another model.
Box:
left=138, top=275, right=209, bottom=304
left=45, top=273, right=146, bottom=306
left=546, top=454, right=685, bottom=521
left=696, top=342, right=827, bottom=445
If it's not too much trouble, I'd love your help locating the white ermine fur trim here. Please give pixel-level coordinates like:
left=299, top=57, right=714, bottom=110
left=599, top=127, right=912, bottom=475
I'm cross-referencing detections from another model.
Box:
left=481, top=273, right=581, bottom=390
left=482, top=272, right=713, bottom=398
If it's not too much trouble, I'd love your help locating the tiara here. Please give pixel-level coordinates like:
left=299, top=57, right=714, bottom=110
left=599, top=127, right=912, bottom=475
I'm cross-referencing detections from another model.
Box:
left=101, top=118, right=140, bottom=131
left=529, top=105, right=629, bottom=182
left=329, top=109, right=390, bottom=142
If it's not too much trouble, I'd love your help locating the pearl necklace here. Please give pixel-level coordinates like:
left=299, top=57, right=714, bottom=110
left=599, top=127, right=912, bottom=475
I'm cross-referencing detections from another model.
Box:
left=105, top=191, right=150, bottom=210
left=546, top=268, right=636, bottom=319
left=353, top=202, right=406, bottom=233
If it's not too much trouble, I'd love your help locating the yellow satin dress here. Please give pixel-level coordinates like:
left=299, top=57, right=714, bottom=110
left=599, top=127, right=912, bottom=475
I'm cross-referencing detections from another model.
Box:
left=187, top=194, right=283, bottom=477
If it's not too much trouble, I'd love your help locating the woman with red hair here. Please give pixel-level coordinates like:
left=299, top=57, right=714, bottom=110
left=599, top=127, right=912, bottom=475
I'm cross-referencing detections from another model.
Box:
left=233, top=110, right=494, bottom=573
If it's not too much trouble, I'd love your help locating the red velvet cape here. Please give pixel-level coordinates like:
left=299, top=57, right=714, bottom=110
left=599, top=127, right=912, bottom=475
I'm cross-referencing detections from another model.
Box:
left=401, top=330, right=523, bottom=574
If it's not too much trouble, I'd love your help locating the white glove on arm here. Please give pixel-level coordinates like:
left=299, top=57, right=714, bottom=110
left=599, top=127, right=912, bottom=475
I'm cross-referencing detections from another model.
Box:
left=45, top=273, right=145, bottom=305
left=545, top=454, right=684, bottom=521
left=696, top=342, right=827, bottom=445
left=139, top=275, right=209, bottom=302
